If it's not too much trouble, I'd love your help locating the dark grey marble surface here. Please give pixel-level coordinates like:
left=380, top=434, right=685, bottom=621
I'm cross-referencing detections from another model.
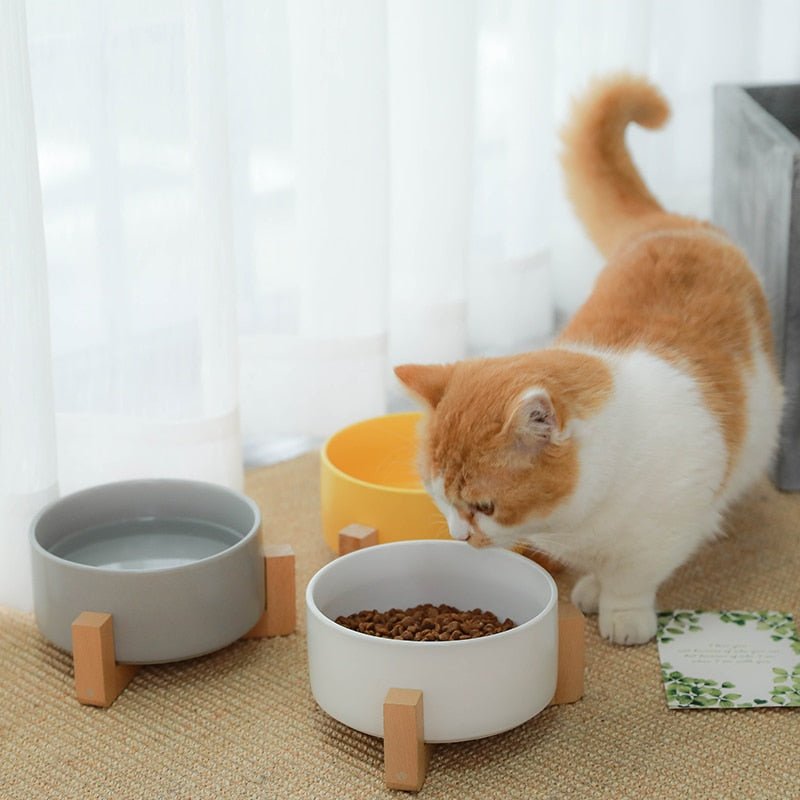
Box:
left=713, top=83, right=800, bottom=492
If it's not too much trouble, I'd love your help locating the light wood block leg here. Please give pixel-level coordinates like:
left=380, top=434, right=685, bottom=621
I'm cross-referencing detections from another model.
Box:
left=71, top=612, right=139, bottom=708
left=338, top=524, right=378, bottom=556
left=243, top=544, right=296, bottom=638
left=384, top=688, right=430, bottom=792
left=550, top=601, right=586, bottom=705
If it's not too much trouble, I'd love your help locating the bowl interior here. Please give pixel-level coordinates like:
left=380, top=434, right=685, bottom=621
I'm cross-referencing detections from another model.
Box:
left=32, top=480, right=258, bottom=572
left=324, top=412, right=425, bottom=491
left=310, top=540, right=554, bottom=633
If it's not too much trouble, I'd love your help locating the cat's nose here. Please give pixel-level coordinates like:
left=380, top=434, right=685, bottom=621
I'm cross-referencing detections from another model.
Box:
left=446, top=509, right=471, bottom=541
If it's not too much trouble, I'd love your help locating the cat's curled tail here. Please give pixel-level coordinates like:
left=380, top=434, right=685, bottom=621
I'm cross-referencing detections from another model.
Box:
left=560, top=73, right=676, bottom=258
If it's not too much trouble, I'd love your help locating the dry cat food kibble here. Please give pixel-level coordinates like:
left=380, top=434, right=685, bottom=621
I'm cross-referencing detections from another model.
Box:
left=335, top=604, right=516, bottom=641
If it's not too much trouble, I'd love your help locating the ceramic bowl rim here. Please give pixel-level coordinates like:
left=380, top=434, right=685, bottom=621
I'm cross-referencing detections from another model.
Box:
left=306, top=539, right=558, bottom=648
left=29, top=477, right=261, bottom=578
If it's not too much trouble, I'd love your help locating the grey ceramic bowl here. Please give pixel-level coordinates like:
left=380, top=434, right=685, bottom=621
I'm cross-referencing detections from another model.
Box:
left=30, top=479, right=264, bottom=664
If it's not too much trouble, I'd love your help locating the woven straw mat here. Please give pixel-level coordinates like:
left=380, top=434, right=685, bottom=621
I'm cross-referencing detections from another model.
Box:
left=1, top=453, right=798, bottom=799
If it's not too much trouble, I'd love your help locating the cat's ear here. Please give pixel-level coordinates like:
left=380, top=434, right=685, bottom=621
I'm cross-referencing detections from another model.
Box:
left=505, top=389, right=562, bottom=451
left=394, top=363, right=454, bottom=409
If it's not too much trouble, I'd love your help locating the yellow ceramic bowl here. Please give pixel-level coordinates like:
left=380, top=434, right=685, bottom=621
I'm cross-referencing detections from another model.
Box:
left=320, top=412, right=447, bottom=552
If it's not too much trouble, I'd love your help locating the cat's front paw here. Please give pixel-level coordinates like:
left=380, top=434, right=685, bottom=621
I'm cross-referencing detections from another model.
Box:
left=598, top=606, right=657, bottom=645
left=571, top=574, right=600, bottom=614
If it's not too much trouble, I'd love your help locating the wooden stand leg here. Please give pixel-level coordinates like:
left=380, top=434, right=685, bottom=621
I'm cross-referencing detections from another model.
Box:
left=71, top=612, right=139, bottom=708
left=384, top=688, right=431, bottom=792
left=550, top=601, right=586, bottom=705
left=338, top=524, right=378, bottom=556
left=243, top=544, right=296, bottom=638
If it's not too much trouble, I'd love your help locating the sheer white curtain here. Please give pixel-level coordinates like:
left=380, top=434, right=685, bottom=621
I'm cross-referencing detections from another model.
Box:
left=3, top=0, right=800, bottom=609
left=1, top=0, right=58, bottom=610
left=26, top=0, right=242, bottom=496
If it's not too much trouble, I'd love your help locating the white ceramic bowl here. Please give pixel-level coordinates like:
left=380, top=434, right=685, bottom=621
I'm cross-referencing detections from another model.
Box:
left=306, top=540, right=558, bottom=743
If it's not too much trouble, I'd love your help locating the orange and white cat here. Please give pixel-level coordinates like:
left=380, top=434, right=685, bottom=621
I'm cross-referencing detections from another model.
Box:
left=394, top=74, right=784, bottom=645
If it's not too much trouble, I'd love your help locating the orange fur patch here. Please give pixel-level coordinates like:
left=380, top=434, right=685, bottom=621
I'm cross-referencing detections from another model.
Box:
left=558, top=73, right=778, bottom=485
left=557, top=229, right=776, bottom=480
left=466, top=529, right=492, bottom=549
left=511, top=542, right=565, bottom=574
left=412, top=350, right=613, bottom=526
left=560, top=72, right=674, bottom=258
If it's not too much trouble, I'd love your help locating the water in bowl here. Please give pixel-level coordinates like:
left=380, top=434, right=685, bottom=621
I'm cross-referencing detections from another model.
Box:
left=49, top=517, right=242, bottom=570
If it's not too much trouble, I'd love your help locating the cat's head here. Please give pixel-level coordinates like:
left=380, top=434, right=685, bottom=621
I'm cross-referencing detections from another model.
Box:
left=394, top=350, right=611, bottom=545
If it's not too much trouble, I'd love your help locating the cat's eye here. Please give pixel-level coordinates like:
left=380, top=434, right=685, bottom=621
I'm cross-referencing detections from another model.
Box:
left=471, top=501, right=495, bottom=516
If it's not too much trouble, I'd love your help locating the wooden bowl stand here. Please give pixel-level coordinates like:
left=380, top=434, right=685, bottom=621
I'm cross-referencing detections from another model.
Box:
left=337, top=525, right=586, bottom=793
left=70, top=543, right=296, bottom=708
left=70, top=526, right=585, bottom=793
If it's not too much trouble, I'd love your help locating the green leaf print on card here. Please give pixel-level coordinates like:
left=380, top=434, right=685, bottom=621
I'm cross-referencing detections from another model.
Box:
left=656, top=610, right=703, bottom=643
left=770, top=663, right=800, bottom=706
left=658, top=610, right=800, bottom=709
left=722, top=611, right=800, bottom=654
left=660, top=663, right=750, bottom=708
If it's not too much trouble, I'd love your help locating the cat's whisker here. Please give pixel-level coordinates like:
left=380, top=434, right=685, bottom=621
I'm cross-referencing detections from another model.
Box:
left=429, top=518, right=449, bottom=535
left=518, top=533, right=566, bottom=544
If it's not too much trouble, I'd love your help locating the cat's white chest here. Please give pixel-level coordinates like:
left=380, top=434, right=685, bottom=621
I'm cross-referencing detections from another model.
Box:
left=533, top=348, right=728, bottom=555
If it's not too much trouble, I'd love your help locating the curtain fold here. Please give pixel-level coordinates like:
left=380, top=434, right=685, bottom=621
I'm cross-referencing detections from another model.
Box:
left=387, top=0, right=476, bottom=374
left=26, top=0, right=243, bottom=499
left=469, top=0, right=555, bottom=355
left=2, top=0, right=800, bottom=609
left=0, top=0, right=58, bottom=608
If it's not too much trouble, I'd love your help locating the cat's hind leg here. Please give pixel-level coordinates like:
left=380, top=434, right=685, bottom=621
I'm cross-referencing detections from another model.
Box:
left=571, top=574, right=600, bottom=614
